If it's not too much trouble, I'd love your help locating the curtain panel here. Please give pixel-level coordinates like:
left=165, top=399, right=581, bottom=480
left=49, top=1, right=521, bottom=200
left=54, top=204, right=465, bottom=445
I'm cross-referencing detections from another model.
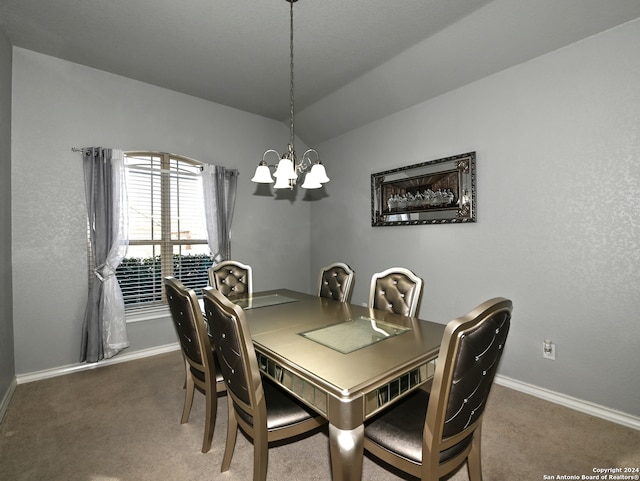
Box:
left=202, top=165, right=239, bottom=262
left=81, top=147, right=129, bottom=362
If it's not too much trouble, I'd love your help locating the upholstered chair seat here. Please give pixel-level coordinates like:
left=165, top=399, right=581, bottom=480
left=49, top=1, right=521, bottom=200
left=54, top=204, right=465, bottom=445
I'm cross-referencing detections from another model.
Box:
left=232, top=379, right=319, bottom=430
left=189, top=360, right=224, bottom=386
left=364, top=389, right=473, bottom=464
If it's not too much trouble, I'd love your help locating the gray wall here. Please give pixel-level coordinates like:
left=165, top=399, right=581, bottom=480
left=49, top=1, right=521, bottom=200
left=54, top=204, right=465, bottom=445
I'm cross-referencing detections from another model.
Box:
left=11, top=48, right=312, bottom=375
left=7, top=19, right=640, bottom=421
left=311, top=19, right=640, bottom=417
left=0, top=26, right=15, bottom=409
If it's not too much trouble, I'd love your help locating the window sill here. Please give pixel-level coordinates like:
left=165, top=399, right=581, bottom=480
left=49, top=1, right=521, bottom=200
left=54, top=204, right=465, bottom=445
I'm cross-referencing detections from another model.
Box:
left=125, top=305, right=171, bottom=323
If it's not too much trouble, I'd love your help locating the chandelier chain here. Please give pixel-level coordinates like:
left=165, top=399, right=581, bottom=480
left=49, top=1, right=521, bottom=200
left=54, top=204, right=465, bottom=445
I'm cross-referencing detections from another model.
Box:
left=289, top=0, right=295, bottom=148
left=250, top=0, right=329, bottom=190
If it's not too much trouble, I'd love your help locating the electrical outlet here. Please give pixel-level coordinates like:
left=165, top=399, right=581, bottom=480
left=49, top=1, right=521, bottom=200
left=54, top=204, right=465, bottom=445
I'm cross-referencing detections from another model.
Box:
left=543, top=340, right=556, bottom=360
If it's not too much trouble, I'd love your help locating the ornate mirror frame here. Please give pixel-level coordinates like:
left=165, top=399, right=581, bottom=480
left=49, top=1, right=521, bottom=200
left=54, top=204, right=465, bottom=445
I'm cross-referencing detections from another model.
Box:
left=371, top=151, right=476, bottom=227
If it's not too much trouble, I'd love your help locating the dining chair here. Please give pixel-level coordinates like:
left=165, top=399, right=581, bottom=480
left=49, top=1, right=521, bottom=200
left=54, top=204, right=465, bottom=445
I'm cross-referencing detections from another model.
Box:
left=317, top=262, right=355, bottom=303
left=202, top=287, right=327, bottom=481
left=363, top=297, right=513, bottom=481
left=208, top=260, right=253, bottom=298
left=164, top=276, right=226, bottom=453
left=368, top=266, right=423, bottom=317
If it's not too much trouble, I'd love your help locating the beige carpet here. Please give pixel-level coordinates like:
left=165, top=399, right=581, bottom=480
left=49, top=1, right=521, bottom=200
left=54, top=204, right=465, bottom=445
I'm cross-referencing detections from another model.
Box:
left=1, top=351, right=639, bottom=481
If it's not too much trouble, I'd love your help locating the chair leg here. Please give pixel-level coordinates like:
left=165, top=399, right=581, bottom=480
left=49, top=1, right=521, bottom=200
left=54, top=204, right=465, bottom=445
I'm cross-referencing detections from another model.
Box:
left=467, top=429, right=483, bottom=481
left=253, top=427, right=268, bottom=481
left=201, top=386, right=217, bottom=453
left=181, top=373, right=195, bottom=424
left=221, top=397, right=238, bottom=472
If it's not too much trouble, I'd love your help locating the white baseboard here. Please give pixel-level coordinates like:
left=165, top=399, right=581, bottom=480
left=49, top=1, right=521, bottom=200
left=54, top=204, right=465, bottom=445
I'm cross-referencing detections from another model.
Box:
left=9, top=347, right=638, bottom=432
left=0, top=377, right=17, bottom=423
left=15, top=343, right=181, bottom=385
left=495, top=375, right=640, bottom=431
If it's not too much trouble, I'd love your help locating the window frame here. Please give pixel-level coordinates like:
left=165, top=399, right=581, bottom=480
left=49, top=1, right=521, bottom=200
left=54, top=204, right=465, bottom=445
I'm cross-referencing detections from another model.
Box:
left=119, top=151, right=212, bottom=316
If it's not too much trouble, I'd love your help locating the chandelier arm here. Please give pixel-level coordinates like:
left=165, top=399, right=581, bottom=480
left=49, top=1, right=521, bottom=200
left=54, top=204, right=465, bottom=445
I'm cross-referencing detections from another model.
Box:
left=302, top=148, right=319, bottom=162
left=262, top=149, right=282, bottom=166
left=296, top=149, right=317, bottom=171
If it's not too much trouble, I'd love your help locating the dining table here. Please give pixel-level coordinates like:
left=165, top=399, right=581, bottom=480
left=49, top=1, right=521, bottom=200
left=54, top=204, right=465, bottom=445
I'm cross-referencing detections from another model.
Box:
left=222, top=288, right=446, bottom=481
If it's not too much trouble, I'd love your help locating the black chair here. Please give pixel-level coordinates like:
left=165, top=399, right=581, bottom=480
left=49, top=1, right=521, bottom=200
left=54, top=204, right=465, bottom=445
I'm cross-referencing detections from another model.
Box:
left=368, top=267, right=423, bottom=317
left=208, top=260, right=253, bottom=298
left=164, top=276, right=226, bottom=453
left=202, top=286, right=327, bottom=481
left=317, top=262, right=355, bottom=303
left=363, top=297, right=512, bottom=481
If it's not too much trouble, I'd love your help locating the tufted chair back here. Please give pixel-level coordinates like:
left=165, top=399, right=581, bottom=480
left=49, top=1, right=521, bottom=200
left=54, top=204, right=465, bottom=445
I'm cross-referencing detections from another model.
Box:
left=317, top=262, right=355, bottom=303
left=202, top=286, right=326, bottom=481
left=363, top=297, right=512, bottom=481
left=368, top=267, right=423, bottom=317
left=164, top=276, right=224, bottom=453
left=202, top=286, right=258, bottom=409
left=436, top=299, right=511, bottom=440
left=422, top=297, right=511, bottom=479
left=208, top=260, right=253, bottom=298
left=165, top=276, right=207, bottom=369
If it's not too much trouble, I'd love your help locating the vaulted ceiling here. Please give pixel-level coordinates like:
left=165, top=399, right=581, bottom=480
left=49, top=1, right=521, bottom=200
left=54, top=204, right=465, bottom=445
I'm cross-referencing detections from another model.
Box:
left=2, top=0, right=640, bottom=144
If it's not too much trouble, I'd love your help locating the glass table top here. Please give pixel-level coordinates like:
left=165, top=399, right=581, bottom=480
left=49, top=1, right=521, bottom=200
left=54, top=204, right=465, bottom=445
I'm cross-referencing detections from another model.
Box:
left=231, top=293, right=298, bottom=310
left=299, top=316, right=411, bottom=354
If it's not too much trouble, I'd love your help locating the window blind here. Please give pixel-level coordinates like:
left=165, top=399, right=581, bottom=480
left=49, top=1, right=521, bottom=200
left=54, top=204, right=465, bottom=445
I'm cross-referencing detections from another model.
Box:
left=116, top=153, right=212, bottom=310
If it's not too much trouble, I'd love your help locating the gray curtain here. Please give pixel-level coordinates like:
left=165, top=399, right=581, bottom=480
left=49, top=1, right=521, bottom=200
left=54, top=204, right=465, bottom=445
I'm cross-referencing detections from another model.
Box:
left=81, top=147, right=129, bottom=362
left=202, top=165, right=239, bottom=261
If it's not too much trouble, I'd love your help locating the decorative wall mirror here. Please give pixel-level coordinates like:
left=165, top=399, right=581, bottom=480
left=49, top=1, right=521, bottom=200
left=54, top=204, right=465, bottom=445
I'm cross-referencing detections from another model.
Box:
left=371, top=151, right=476, bottom=226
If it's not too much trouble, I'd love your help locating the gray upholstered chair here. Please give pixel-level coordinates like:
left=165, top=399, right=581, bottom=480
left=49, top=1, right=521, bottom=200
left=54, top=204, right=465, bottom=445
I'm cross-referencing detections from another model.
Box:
left=317, top=262, right=355, bottom=303
left=202, top=287, right=327, bottom=481
left=368, top=267, right=423, bottom=317
left=164, top=276, right=226, bottom=453
left=208, top=260, right=253, bottom=298
left=363, top=297, right=512, bottom=481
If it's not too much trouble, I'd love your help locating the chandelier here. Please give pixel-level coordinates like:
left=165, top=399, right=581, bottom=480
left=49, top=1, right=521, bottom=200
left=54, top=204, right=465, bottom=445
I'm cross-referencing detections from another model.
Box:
left=251, top=0, right=329, bottom=190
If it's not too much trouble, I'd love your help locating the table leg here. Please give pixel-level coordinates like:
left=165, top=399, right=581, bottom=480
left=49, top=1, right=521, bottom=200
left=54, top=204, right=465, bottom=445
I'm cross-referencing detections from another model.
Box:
left=328, top=423, right=364, bottom=481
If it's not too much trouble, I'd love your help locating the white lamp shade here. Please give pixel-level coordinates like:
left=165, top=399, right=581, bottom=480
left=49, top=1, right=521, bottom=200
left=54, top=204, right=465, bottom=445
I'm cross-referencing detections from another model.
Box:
left=251, top=164, right=274, bottom=183
left=273, top=175, right=293, bottom=189
left=301, top=171, right=322, bottom=189
left=274, top=158, right=297, bottom=180
left=310, top=163, right=330, bottom=183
